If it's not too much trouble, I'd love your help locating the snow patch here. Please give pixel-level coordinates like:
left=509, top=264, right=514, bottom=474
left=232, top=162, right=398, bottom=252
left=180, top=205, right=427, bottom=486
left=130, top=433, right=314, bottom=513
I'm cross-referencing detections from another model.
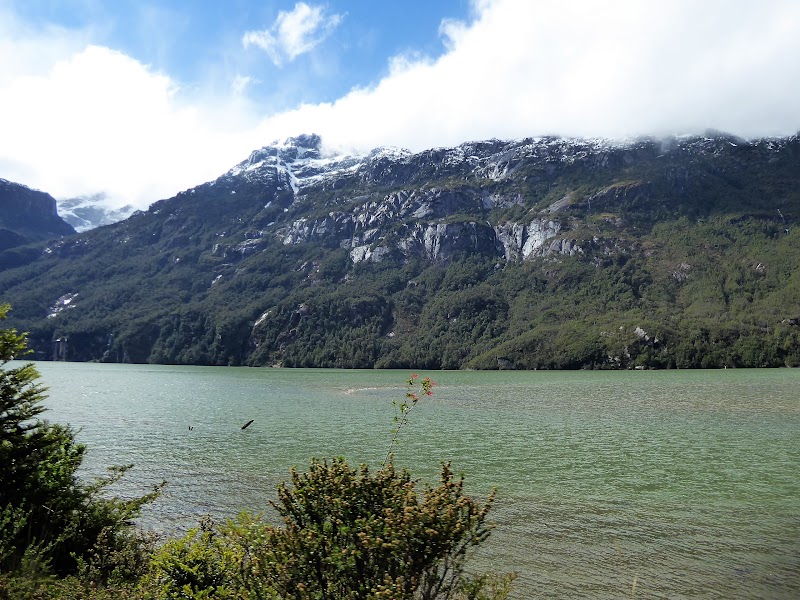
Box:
left=253, top=310, right=272, bottom=328
left=47, top=293, right=78, bottom=319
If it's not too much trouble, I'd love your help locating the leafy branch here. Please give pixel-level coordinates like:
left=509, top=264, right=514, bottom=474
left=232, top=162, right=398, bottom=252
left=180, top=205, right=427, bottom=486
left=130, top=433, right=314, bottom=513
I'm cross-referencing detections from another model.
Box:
left=382, top=373, right=435, bottom=469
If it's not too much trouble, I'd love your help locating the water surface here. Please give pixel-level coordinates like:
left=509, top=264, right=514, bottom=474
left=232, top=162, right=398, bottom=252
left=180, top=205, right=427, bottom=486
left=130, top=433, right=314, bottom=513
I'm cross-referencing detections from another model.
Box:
left=34, top=363, right=800, bottom=598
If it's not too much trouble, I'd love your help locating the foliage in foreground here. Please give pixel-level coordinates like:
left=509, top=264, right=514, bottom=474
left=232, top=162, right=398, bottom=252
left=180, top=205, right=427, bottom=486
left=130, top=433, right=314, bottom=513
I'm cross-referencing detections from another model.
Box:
left=266, top=459, right=494, bottom=599
left=1, top=309, right=512, bottom=598
left=0, top=304, right=161, bottom=582
left=145, top=460, right=503, bottom=599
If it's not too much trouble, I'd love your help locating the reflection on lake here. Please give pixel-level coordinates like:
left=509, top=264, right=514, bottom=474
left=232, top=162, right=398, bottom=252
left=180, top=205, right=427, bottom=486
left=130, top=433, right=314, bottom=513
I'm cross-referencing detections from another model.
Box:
left=35, top=363, right=800, bottom=598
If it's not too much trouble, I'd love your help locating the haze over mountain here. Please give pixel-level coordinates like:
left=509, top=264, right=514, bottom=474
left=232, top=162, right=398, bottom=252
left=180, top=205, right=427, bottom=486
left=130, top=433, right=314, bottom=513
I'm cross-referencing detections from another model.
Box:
left=57, top=194, right=135, bottom=232
left=1, top=131, right=799, bottom=370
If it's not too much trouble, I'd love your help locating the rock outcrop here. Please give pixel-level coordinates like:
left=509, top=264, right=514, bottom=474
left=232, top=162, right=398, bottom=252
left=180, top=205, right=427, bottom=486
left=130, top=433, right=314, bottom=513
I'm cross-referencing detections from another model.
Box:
left=0, top=179, right=75, bottom=250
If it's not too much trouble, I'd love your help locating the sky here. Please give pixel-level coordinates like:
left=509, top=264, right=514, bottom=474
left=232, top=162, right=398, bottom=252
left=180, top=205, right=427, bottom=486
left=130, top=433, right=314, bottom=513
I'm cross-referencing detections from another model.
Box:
left=1, top=0, right=799, bottom=210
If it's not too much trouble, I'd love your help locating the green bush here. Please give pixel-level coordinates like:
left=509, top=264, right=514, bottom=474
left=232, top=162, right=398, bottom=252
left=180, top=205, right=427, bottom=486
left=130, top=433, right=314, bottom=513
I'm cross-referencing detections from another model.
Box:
left=143, top=517, right=239, bottom=599
left=146, top=460, right=498, bottom=600
left=265, top=458, right=494, bottom=599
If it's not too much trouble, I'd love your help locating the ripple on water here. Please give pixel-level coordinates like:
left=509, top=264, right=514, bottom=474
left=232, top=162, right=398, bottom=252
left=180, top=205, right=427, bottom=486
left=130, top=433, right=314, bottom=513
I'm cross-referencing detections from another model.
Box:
left=33, top=364, right=800, bottom=598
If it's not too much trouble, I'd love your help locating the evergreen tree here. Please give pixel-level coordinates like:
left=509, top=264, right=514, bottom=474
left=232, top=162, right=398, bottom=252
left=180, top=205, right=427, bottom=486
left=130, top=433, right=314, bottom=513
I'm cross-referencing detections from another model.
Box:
left=0, top=304, right=158, bottom=578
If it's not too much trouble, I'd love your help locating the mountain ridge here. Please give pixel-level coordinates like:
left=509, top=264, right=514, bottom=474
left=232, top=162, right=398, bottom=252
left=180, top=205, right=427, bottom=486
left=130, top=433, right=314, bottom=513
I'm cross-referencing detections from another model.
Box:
left=1, top=131, right=799, bottom=369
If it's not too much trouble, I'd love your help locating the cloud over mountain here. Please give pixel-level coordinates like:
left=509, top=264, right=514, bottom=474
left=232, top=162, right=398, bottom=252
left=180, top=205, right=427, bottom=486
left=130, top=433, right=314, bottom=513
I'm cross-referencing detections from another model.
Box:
left=0, top=0, right=798, bottom=210
left=256, top=0, right=800, bottom=151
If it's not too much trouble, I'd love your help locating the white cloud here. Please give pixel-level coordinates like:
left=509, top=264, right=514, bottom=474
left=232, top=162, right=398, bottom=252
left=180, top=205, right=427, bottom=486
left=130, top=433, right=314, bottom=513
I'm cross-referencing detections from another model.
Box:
left=0, top=6, right=89, bottom=82
left=232, top=74, right=253, bottom=95
left=0, top=45, right=264, bottom=209
left=255, top=0, right=800, bottom=152
left=242, top=2, right=343, bottom=67
left=1, top=0, right=799, bottom=211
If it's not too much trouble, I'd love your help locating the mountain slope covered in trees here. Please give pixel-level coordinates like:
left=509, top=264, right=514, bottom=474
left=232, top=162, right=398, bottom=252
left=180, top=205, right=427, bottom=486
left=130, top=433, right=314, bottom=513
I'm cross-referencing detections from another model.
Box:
left=1, top=132, right=799, bottom=369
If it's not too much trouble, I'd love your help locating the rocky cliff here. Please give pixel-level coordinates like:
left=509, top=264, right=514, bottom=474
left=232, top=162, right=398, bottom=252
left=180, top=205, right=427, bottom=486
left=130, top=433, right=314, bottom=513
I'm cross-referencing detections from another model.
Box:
left=0, top=179, right=75, bottom=251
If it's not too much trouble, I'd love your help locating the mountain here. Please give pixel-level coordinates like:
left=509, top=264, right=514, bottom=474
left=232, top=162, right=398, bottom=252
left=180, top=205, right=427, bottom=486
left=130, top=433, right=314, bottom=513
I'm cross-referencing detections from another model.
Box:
left=0, top=179, right=75, bottom=251
left=58, top=194, right=135, bottom=232
left=1, top=131, right=800, bottom=369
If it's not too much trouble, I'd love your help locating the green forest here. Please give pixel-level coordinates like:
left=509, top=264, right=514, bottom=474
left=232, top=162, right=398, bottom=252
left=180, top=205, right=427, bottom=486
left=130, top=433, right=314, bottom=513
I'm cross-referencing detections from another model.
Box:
left=1, top=134, right=800, bottom=369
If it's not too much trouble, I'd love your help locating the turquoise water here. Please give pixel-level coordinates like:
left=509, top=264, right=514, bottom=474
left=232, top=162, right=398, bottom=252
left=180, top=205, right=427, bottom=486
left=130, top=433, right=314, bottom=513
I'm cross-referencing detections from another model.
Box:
left=33, top=363, right=800, bottom=598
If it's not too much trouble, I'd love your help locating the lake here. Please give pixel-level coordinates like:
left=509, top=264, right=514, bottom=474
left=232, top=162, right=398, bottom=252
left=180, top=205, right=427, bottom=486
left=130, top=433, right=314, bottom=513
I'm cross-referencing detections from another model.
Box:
left=32, top=362, right=800, bottom=598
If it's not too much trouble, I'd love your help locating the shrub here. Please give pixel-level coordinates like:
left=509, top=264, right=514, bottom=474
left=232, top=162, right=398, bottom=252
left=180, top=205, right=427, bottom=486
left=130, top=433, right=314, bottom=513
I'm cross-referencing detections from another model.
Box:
left=258, top=458, right=494, bottom=599
left=148, top=460, right=496, bottom=600
left=143, top=517, right=238, bottom=599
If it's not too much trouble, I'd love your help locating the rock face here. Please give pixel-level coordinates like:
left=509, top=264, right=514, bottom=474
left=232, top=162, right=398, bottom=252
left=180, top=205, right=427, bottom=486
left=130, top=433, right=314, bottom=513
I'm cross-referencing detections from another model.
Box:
left=207, top=132, right=800, bottom=267
left=0, top=179, right=75, bottom=250
left=229, top=134, right=665, bottom=265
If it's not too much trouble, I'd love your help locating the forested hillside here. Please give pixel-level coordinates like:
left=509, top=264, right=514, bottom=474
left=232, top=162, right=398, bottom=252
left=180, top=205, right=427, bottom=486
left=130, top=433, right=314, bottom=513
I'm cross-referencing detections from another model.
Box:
left=1, top=132, right=799, bottom=369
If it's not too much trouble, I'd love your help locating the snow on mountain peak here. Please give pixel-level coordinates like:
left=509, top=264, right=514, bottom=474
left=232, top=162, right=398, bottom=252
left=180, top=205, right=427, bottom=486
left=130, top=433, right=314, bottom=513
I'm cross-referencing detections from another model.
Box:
left=224, top=133, right=372, bottom=191
left=57, top=193, right=135, bottom=232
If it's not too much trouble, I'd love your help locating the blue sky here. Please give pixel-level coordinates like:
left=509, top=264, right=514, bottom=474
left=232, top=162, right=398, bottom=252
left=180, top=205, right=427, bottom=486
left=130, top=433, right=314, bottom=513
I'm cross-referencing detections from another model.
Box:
left=1, top=0, right=799, bottom=209
left=6, top=0, right=469, bottom=111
